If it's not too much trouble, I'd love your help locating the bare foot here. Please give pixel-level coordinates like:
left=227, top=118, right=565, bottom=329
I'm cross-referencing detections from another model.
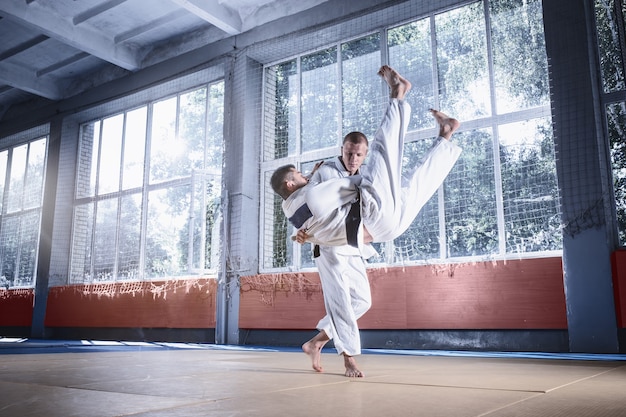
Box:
left=343, top=354, right=364, bottom=378
left=302, top=331, right=329, bottom=372
left=378, top=65, right=411, bottom=100
left=429, top=108, right=460, bottom=140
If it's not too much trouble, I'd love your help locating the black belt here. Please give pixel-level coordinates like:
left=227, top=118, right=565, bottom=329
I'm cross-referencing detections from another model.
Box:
left=345, top=193, right=361, bottom=248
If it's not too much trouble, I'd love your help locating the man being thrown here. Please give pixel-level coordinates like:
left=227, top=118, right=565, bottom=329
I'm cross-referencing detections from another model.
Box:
left=271, top=65, right=462, bottom=254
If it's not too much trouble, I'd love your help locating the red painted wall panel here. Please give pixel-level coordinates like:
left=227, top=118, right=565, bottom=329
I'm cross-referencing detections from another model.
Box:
left=0, top=258, right=569, bottom=331
left=45, top=279, right=217, bottom=328
left=240, top=257, right=568, bottom=330
left=611, top=250, right=626, bottom=328
left=239, top=272, right=327, bottom=329
left=0, top=289, right=34, bottom=326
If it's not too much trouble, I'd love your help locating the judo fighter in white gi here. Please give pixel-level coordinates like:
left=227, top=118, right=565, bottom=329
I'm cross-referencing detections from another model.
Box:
left=299, top=131, right=374, bottom=377
left=271, top=65, right=462, bottom=376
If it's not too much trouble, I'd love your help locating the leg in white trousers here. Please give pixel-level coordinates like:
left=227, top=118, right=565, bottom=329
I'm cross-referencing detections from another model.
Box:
left=315, top=245, right=371, bottom=357
left=362, top=99, right=462, bottom=242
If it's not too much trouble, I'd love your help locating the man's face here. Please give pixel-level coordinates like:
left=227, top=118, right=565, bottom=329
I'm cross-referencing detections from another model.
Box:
left=288, top=168, right=310, bottom=191
left=341, top=141, right=368, bottom=175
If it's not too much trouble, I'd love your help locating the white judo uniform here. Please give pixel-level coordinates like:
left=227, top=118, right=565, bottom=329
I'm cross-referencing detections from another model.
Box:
left=308, top=158, right=373, bottom=357
left=282, top=98, right=462, bottom=249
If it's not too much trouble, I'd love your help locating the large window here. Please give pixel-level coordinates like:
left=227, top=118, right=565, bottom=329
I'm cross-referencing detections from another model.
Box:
left=261, top=0, right=560, bottom=270
left=70, top=82, right=224, bottom=283
left=595, top=0, right=626, bottom=245
left=0, top=137, right=47, bottom=288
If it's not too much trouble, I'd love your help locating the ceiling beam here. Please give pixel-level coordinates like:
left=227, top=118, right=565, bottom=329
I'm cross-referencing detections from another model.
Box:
left=0, top=1, right=141, bottom=71
left=0, top=61, right=62, bottom=100
left=0, top=35, right=48, bottom=61
left=115, top=9, right=188, bottom=44
left=170, top=0, right=242, bottom=35
left=73, top=0, right=128, bottom=25
left=36, top=52, right=90, bottom=77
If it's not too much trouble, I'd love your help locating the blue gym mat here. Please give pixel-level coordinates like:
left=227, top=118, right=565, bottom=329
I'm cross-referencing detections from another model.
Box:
left=1, top=337, right=625, bottom=361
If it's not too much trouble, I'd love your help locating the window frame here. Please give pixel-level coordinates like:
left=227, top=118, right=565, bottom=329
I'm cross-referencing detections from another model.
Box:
left=260, top=0, right=562, bottom=273
left=69, top=81, right=225, bottom=284
left=0, top=134, right=48, bottom=289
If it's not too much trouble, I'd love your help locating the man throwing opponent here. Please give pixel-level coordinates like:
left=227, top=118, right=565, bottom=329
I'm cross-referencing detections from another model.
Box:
left=271, top=65, right=461, bottom=376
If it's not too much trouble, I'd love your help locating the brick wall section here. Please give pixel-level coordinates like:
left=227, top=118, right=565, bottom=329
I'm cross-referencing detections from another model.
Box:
left=44, top=278, right=217, bottom=328
left=239, top=257, right=568, bottom=330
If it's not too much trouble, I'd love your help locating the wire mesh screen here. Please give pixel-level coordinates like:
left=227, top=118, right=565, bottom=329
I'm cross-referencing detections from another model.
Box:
left=595, top=0, right=626, bottom=245
left=69, top=70, right=225, bottom=285
left=259, top=0, right=561, bottom=271
left=0, top=131, right=48, bottom=288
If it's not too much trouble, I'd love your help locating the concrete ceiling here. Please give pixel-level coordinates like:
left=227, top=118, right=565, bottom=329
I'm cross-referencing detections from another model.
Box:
left=0, top=0, right=329, bottom=122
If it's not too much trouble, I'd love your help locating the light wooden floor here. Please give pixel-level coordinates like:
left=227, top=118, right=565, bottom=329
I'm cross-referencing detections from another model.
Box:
left=1, top=340, right=625, bottom=416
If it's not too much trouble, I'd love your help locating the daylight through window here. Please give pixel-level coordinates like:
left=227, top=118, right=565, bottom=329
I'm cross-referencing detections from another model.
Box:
left=71, top=82, right=224, bottom=283
left=261, top=0, right=561, bottom=271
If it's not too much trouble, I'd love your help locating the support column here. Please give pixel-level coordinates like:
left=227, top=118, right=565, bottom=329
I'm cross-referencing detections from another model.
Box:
left=543, top=0, right=619, bottom=352
left=31, top=117, right=61, bottom=338
left=216, top=54, right=263, bottom=345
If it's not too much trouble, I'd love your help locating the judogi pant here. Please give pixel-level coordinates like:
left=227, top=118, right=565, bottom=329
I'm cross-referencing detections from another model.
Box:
left=314, top=245, right=371, bottom=357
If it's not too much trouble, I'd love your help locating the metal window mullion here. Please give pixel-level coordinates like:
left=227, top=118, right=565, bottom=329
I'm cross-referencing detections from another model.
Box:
left=483, top=0, right=507, bottom=255
left=294, top=58, right=303, bottom=269
left=492, top=125, right=506, bottom=254
left=260, top=66, right=269, bottom=270
left=380, top=29, right=396, bottom=263
left=380, top=28, right=389, bottom=100
left=12, top=143, right=31, bottom=283
left=139, top=103, right=153, bottom=280
left=112, top=113, right=128, bottom=282
left=200, top=84, right=211, bottom=271
left=615, top=0, right=626, bottom=79
left=88, top=120, right=105, bottom=282
left=337, top=41, right=344, bottom=146
left=189, top=170, right=196, bottom=272
left=430, top=13, right=448, bottom=259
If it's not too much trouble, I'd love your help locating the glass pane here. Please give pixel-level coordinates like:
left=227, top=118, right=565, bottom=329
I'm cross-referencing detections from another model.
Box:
left=435, top=3, right=491, bottom=121
left=0, top=216, right=19, bottom=286
left=0, top=150, right=8, bottom=212
left=393, top=140, right=441, bottom=262
left=445, top=129, right=499, bottom=257
left=342, top=33, right=383, bottom=139
left=70, top=203, right=94, bottom=283
left=191, top=175, right=223, bottom=270
left=500, top=118, right=561, bottom=252
left=76, top=121, right=100, bottom=198
left=145, top=186, right=190, bottom=278
left=608, top=101, right=626, bottom=244
left=180, top=87, right=207, bottom=173
left=207, top=81, right=224, bottom=171
left=490, top=0, right=550, bottom=113
left=94, top=198, right=118, bottom=281
left=264, top=61, right=298, bottom=160
left=190, top=174, right=222, bottom=270
left=301, top=47, right=339, bottom=152
left=23, top=138, right=47, bottom=209
left=98, top=114, right=124, bottom=194
left=150, top=97, right=178, bottom=183
left=122, top=106, right=147, bottom=190
left=595, top=0, right=626, bottom=93
left=388, top=19, right=435, bottom=130
left=299, top=160, right=324, bottom=268
left=263, top=170, right=291, bottom=268
left=117, top=193, right=142, bottom=280
left=7, top=144, right=27, bottom=213
left=204, top=82, right=224, bottom=269
left=16, top=210, right=41, bottom=286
